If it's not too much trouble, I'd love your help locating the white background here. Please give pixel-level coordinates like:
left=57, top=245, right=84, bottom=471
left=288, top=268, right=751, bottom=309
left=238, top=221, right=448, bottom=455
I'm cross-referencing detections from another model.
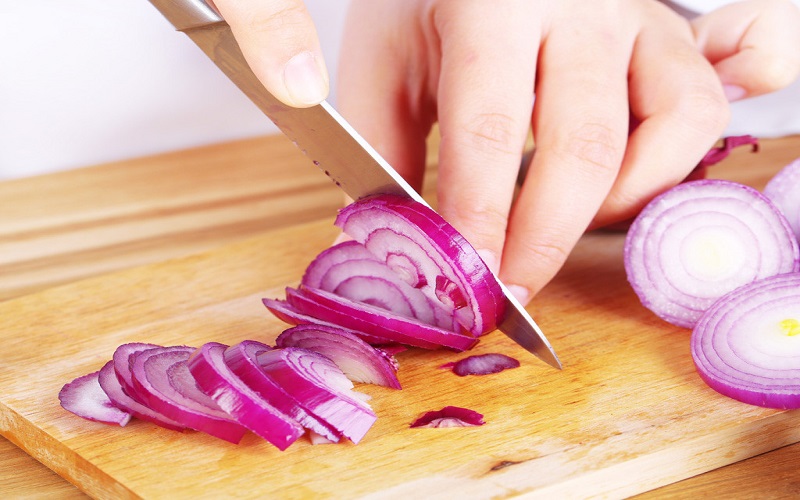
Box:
left=1, top=1, right=797, bottom=180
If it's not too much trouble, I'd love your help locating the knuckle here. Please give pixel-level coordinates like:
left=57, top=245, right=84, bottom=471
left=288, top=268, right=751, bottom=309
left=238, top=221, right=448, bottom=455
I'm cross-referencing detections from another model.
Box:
left=244, top=2, right=309, bottom=34
left=556, top=121, right=625, bottom=175
left=463, top=112, right=523, bottom=157
left=674, top=84, right=731, bottom=137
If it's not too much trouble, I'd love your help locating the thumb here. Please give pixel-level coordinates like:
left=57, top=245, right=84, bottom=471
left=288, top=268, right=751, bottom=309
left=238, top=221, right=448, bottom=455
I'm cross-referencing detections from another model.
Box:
left=213, top=0, right=329, bottom=107
left=691, top=0, right=800, bottom=101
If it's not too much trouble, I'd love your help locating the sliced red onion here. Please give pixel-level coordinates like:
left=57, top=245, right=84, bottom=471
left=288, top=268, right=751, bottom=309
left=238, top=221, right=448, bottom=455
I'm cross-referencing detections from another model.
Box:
left=697, top=135, right=759, bottom=169
left=409, top=406, right=485, bottom=428
left=335, top=194, right=505, bottom=337
left=262, top=297, right=394, bottom=346
left=130, top=345, right=247, bottom=444
left=59, top=370, right=131, bottom=426
left=187, top=342, right=305, bottom=450
left=287, top=286, right=478, bottom=351
left=275, top=324, right=402, bottom=389
left=223, top=340, right=341, bottom=443
left=764, top=157, right=800, bottom=241
left=625, top=179, right=800, bottom=328
left=691, top=273, right=800, bottom=409
left=303, top=241, right=450, bottom=329
left=112, top=342, right=161, bottom=400
left=257, top=347, right=377, bottom=444
left=97, top=360, right=185, bottom=431
left=442, top=353, right=520, bottom=376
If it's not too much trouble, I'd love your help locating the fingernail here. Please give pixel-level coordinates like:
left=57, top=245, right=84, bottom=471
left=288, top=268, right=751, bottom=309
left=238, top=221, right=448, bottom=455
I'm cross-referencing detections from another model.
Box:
left=283, top=51, right=328, bottom=106
left=723, top=84, right=746, bottom=102
left=476, top=249, right=499, bottom=275
left=507, top=284, right=530, bottom=306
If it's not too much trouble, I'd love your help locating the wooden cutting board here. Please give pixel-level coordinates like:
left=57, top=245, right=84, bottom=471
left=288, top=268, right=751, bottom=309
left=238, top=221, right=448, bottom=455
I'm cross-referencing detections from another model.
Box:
left=1, top=202, right=798, bottom=498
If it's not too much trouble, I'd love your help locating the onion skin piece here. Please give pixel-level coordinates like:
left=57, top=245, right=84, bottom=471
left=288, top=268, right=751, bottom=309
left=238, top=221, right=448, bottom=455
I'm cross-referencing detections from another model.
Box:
left=625, top=179, right=800, bottom=328
left=691, top=273, right=800, bottom=409
left=409, top=406, right=485, bottom=428
left=335, top=194, right=505, bottom=337
left=223, top=340, right=341, bottom=443
left=764, top=157, right=800, bottom=241
left=442, top=353, right=520, bottom=377
left=187, top=342, right=305, bottom=450
left=257, top=347, right=377, bottom=444
left=59, top=370, right=132, bottom=426
left=130, top=346, right=247, bottom=444
left=97, top=360, right=185, bottom=431
left=276, top=324, right=402, bottom=389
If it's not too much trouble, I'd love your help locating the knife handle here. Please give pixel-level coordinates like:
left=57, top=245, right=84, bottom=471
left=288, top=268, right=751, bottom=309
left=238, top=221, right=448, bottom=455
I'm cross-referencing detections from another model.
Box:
left=148, top=0, right=223, bottom=31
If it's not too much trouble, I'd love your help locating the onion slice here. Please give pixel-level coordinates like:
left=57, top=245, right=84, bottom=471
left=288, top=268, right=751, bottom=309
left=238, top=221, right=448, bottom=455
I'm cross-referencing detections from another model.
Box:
left=442, top=353, right=520, bottom=377
left=691, top=273, right=800, bottom=409
left=256, top=347, right=377, bottom=444
left=97, top=360, right=185, bottom=431
left=187, top=342, right=305, bottom=450
left=130, top=346, right=247, bottom=444
left=409, top=406, right=485, bottom=428
left=286, top=286, right=478, bottom=351
left=625, top=179, right=800, bottom=328
left=223, top=340, right=341, bottom=443
left=59, top=370, right=131, bottom=426
left=335, top=194, right=505, bottom=336
left=764, top=157, right=800, bottom=241
left=276, top=324, right=402, bottom=389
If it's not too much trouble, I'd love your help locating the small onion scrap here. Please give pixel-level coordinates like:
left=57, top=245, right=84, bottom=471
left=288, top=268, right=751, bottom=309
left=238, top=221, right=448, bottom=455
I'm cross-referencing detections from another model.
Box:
left=691, top=273, right=800, bottom=409
left=442, top=353, right=521, bottom=377
left=625, top=179, right=799, bottom=328
left=409, top=406, right=485, bottom=428
left=58, top=370, right=131, bottom=427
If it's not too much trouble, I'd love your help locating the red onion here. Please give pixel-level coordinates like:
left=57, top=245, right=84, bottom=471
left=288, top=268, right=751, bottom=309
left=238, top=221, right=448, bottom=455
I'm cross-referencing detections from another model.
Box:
left=223, top=340, right=341, bottom=443
left=187, top=342, right=305, bottom=450
left=59, top=370, right=131, bottom=426
left=764, top=157, right=800, bottom=241
left=97, top=360, right=185, bottom=431
left=696, top=135, right=759, bottom=169
left=625, top=179, right=800, bottom=328
left=335, top=194, right=505, bottom=336
left=256, top=347, right=377, bottom=444
left=442, top=353, right=520, bottom=377
left=112, top=342, right=161, bottom=399
left=130, top=345, right=247, bottom=444
left=275, top=324, right=402, bottom=389
left=409, top=406, right=485, bottom=428
left=692, top=273, right=800, bottom=409
left=286, top=286, right=478, bottom=351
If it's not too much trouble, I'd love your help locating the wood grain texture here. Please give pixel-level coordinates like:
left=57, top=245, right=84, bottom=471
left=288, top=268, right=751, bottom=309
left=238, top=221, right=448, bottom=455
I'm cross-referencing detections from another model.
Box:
left=0, top=133, right=798, bottom=498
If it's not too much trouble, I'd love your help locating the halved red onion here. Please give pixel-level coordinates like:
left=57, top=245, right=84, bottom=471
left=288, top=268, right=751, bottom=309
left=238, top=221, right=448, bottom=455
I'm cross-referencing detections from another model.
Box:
left=335, top=194, right=505, bottom=336
left=223, top=340, right=341, bottom=443
left=59, top=370, right=131, bottom=426
left=97, top=360, right=185, bottom=431
left=130, top=345, right=247, bottom=444
left=409, top=406, right=485, bottom=428
left=187, top=342, right=305, bottom=450
left=442, top=353, right=520, bottom=377
left=276, top=324, right=402, bottom=389
left=256, top=347, right=377, bottom=444
left=625, top=179, right=800, bottom=328
left=691, top=273, right=800, bottom=409
left=764, top=157, right=800, bottom=241
left=287, top=286, right=478, bottom=351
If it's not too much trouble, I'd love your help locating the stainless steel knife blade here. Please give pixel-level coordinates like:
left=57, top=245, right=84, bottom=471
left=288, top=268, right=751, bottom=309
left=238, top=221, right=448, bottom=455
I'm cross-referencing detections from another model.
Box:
left=147, top=0, right=561, bottom=369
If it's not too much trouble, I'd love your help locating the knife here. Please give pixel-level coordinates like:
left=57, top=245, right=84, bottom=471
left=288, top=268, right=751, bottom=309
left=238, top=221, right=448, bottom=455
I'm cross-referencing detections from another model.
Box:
left=147, top=0, right=561, bottom=370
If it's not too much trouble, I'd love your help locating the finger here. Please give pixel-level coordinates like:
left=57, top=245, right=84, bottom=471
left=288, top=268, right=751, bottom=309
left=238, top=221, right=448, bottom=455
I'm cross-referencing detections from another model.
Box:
left=594, top=5, right=730, bottom=226
left=214, top=0, right=329, bottom=107
left=500, top=10, right=632, bottom=302
left=336, top=1, right=434, bottom=193
left=692, top=0, right=800, bottom=100
left=434, top=0, right=540, bottom=274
